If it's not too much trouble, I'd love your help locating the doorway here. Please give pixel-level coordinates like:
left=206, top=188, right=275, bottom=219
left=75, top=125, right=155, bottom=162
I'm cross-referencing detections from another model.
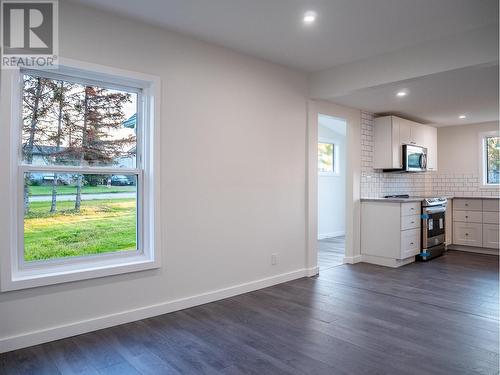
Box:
left=317, top=114, right=347, bottom=270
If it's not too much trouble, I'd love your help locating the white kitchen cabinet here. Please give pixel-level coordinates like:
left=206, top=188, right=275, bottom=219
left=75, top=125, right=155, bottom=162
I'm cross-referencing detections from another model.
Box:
left=422, top=126, right=438, bottom=171
left=453, top=222, right=483, bottom=247
left=483, top=224, right=500, bottom=249
left=451, top=198, right=499, bottom=251
left=373, top=115, right=438, bottom=171
left=361, top=200, right=421, bottom=267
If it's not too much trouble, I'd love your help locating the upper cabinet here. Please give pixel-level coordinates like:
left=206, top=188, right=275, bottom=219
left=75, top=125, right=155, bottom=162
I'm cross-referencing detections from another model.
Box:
left=373, top=115, right=438, bottom=171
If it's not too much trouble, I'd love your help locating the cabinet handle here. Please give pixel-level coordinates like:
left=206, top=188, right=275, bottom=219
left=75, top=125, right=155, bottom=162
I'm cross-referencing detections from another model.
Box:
left=411, top=221, right=414, bottom=224
left=465, top=203, right=469, bottom=207
left=465, top=233, right=469, bottom=236
left=410, top=242, right=414, bottom=245
left=465, top=216, right=468, bottom=218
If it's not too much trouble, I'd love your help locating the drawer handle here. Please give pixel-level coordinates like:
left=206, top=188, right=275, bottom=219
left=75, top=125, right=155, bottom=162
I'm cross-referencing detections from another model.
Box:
left=410, top=242, right=414, bottom=245
left=465, top=233, right=469, bottom=236
left=465, top=216, right=468, bottom=218
left=410, top=208, right=414, bottom=210
left=411, top=221, right=414, bottom=224
left=465, top=204, right=469, bottom=206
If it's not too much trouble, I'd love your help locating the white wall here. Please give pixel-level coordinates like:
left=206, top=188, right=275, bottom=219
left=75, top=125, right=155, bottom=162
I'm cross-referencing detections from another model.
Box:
left=317, top=117, right=346, bottom=239
left=0, top=2, right=309, bottom=350
left=437, top=122, right=498, bottom=174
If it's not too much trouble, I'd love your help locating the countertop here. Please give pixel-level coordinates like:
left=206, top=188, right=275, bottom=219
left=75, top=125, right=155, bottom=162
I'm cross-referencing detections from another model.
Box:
left=361, top=196, right=499, bottom=203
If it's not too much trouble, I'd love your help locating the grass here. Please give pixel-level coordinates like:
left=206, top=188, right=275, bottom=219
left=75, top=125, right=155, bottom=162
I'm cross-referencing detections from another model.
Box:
left=24, top=198, right=136, bottom=261
left=29, top=185, right=136, bottom=196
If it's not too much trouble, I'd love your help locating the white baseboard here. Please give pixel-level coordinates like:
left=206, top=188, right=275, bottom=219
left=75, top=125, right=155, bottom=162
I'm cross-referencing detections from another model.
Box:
left=360, top=254, right=415, bottom=268
left=447, top=245, right=499, bottom=256
left=0, top=267, right=313, bottom=353
left=317, top=231, right=345, bottom=240
left=343, top=255, right=362, bottom=264
left=306, top=266, right=319, bottom=276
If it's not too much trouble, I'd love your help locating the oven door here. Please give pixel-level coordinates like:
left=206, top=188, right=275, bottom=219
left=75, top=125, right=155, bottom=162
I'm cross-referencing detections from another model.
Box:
left=422, top=206, right=446, bottom=249
left=404, top=145, right=427, bottom=172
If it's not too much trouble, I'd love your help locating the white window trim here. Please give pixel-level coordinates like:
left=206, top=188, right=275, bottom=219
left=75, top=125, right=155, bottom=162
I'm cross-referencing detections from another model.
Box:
left=318, top=137, right=340, bottom=177
left=479, top=130, right=500, bottom=189
left=0, top=58, right=162, bottom=291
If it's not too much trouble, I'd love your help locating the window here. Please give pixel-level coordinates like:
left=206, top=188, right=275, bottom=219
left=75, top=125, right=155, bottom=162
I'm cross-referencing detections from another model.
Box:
left=22, top=72, right=139, bottom=261
left=318, top=141, right=339, bottom=176
left=1, top=61, right=160, bottom=291
left=485, top=136, right=500, bottom=185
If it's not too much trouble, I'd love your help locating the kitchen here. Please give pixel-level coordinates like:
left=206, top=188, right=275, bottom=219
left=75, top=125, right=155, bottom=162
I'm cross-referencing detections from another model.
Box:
left=358, top=113, right=499, bottom=267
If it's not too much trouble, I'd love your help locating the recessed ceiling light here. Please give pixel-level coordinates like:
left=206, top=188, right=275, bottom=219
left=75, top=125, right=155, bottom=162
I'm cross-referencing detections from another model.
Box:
left=459, top=115, right=467, bottom=119
left=396, top=91, right=407, bottom=97
left=303, top=11, right=317, bottom=24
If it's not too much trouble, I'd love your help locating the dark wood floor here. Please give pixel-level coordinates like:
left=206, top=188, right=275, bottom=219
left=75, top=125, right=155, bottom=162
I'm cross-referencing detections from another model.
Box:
left=1, top=250, right=498, bottom=375
left=318, top=236, right=344, bottom=270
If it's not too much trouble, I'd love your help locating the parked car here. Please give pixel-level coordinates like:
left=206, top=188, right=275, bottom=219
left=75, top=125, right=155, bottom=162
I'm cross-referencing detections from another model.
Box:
left=110, top=175, right=134, bottom=186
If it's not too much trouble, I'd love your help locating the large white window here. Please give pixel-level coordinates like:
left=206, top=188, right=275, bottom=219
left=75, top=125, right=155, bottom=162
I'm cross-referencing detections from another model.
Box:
left=1, top=60, right=161, bottom=291
left=480, top=132, right=500, bottom=187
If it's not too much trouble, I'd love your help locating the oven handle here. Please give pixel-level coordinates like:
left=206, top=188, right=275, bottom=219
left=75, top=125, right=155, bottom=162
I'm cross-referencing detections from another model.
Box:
left=424, top=206, right=446, bottom=214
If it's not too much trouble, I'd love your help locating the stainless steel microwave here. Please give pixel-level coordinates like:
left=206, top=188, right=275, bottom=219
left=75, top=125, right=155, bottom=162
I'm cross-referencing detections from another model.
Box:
left=383, top=144, right=427, bottom=172
left=403, top=144, right=427, bottom=172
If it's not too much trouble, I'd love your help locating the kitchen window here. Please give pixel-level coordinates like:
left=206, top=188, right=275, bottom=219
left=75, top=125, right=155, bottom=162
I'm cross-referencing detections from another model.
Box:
left=0, top=60, right=161, bottom=291
left=481, top=133, right=500, bottom=187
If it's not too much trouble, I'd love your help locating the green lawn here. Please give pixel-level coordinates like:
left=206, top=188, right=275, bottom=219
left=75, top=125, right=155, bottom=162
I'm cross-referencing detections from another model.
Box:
left=24, top=198, right=136, bottom=261
left=29, top=185, right=136, bottom=196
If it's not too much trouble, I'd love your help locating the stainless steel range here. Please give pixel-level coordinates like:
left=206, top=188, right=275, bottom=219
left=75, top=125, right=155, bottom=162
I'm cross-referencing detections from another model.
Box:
left=420, top=197, right=448, bottom=261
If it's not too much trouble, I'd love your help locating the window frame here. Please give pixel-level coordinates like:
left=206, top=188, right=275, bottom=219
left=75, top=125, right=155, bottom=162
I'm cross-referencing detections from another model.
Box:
left=479, top=131, right=500, bottom=188
left=318, top=137, right=340, bottom=177
left=1, top=58, right=161, bottom=291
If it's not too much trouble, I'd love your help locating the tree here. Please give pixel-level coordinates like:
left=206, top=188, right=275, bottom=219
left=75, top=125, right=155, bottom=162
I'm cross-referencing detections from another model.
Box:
left=22, top=75, right=53, bottom=214
left=45, top=80, right=79, bottom=213
left=72, top=86, right=133, bottom=211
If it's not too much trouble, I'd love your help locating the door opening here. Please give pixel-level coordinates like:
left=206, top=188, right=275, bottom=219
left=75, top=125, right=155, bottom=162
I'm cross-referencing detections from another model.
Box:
left=317, top=114, right=347, bottom=271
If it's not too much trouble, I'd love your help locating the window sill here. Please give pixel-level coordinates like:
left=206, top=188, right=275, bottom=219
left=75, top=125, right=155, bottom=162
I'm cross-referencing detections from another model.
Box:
left=2, top=253, right=160, bottom=292
left=479, top=184, right=500, bottom=190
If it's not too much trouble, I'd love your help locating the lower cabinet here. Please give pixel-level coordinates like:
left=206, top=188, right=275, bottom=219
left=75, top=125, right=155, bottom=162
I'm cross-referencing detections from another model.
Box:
left=453, top=222, right=483, bottom=247
left=452, top=198, right=499, bottom=251
left=361, top=201, right=421, bottom=267
left=483, top=224, right=500, bottom=249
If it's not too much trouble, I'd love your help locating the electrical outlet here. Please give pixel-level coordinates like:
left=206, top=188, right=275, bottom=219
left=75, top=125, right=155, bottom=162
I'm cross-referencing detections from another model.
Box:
left=271, top=253, right=277, bottom=265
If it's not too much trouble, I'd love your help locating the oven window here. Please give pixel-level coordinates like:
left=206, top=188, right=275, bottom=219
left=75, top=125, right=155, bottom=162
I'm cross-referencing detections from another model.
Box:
left=427, top=213, right=445, bottom=238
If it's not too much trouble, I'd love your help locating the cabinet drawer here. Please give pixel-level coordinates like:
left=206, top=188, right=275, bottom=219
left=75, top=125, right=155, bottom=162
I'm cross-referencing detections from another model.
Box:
left=483, top=211, right=499, bottom=225
left=483, top=224, right=500, bottom=249
left=453, top=222, right=482, bottom=247
left=482, top=199, right=500, bottom=212
left=453, top=199, right=482, bottom=211
left=400, top=228, right=420, bottom=259
left=401, top=214, right=421, bottom=230
left=453, top=210, right=482, bottom=223
left=401, top=202, right=420, bottom=217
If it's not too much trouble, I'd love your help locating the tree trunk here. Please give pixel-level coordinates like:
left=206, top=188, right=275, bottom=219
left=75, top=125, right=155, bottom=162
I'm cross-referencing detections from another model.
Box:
left=75, top=87, right=89, bottom=211
left=50, top=81, right=65, bottom=213
left=75, top=174, right=82, bottom=211
left=24, top=78, right=43, bottom=215
left=50, top=173, right=58, bottom=213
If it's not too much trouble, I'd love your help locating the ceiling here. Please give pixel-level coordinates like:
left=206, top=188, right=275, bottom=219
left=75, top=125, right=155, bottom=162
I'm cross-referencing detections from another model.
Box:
left=319, top=114, right=346, bottom=136
left=72, top=0, right=498, bottom=72
left=332, top=64, right=499, bottom=126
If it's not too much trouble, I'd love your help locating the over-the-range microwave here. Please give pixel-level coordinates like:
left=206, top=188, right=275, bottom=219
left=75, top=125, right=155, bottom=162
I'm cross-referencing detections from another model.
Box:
left=383, top=144, right=427, bottom=173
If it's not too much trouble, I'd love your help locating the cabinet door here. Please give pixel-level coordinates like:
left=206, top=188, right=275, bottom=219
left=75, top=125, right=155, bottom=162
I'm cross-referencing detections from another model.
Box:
left=400, top=228, right=420, bottom=259
left=453, top=222, right=482, bottom=247
left=483, top=224, right=499, bottom=249
left=411, top=124, right=427, bottom=147
left=397, top=118, right=412, bottom=145
left=422, top=125, right=437, bottom=171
